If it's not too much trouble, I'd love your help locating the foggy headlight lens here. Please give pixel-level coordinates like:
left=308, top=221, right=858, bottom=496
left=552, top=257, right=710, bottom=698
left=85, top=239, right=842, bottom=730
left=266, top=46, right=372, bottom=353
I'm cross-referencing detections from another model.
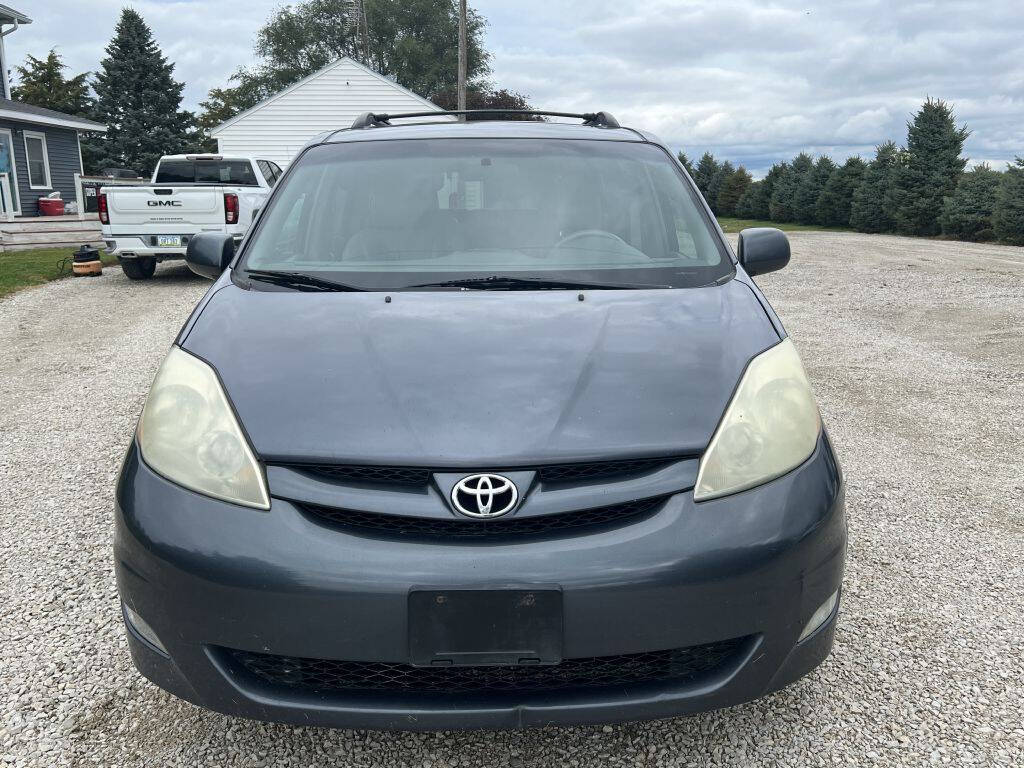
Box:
left=138, top=346, right=269, bottom=509
left=694, top=338, right=821, bottom=501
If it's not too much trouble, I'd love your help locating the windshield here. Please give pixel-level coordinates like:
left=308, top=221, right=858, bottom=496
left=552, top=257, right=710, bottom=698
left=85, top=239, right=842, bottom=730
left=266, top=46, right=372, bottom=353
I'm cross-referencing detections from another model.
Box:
left=155, top=160, right=259, bottom=186
left=241, top=138, right=732, bottom=290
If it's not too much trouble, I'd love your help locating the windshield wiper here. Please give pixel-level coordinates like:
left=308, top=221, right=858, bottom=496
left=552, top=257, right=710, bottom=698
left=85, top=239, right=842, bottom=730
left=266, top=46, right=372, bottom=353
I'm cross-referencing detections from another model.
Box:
left=244, top=269, right=367, bottom=292
left=407, top=275, right=672, bottom=291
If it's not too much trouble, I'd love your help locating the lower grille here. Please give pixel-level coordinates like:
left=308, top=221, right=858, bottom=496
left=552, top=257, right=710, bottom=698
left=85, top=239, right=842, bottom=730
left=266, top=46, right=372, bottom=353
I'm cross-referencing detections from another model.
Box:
left=223, top=637, right=748, bottom=694
left=298, top=495, right=669, bottom=539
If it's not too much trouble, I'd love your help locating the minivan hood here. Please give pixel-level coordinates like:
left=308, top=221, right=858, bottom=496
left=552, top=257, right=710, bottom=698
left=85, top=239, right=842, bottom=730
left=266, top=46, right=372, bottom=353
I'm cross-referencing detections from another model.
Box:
left=182, top=281, right=780, bottom=465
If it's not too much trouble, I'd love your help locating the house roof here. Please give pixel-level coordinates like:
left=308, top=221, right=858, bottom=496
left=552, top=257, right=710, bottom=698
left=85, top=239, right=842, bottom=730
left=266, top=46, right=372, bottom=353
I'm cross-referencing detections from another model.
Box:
left=0, top=4, right=31, bottom=23
left=0, top=98, right=106, bottom=132
left=211, top=57, right=445, bottom=135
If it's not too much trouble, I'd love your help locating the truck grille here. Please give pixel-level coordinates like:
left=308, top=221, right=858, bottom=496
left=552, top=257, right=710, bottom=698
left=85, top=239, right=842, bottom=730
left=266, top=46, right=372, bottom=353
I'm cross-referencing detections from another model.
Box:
left=223, top=637, right=748, bottom=694
left=298, top=495, right=669, bottom=539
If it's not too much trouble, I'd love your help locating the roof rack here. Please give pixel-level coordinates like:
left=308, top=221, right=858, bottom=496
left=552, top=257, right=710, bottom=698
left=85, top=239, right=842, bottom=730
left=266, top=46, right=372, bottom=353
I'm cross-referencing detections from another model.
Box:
left=350, top=110, right=621, bottom=130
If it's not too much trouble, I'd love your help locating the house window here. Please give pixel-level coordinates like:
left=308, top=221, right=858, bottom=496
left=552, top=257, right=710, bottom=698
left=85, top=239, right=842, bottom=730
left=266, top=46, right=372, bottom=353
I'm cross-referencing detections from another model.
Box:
left=23, top=131, right=52, bottom=189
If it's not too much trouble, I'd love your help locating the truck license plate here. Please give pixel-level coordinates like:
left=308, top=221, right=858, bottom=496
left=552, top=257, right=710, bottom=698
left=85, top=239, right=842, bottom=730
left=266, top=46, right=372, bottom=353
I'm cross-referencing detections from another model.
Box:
left=157, top=235, right=182, bottom=247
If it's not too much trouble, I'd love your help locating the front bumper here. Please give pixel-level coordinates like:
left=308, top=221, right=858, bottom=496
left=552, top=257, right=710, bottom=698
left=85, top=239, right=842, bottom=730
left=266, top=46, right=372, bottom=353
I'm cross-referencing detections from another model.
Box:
left=114, top=435, right=846, bottom=730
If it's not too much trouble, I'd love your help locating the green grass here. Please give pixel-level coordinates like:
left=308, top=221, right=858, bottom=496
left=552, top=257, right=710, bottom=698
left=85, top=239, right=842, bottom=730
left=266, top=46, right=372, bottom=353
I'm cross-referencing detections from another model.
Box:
left=716, top=217, right=854, bottom=234
left=0, top=246, right=118, bottom=299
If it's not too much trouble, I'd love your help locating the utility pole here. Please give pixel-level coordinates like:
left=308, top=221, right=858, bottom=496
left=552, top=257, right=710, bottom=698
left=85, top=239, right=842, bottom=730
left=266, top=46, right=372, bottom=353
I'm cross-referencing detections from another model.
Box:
left=357, top=0, right=370, bottom=66
left=457, top=0, right=467, bottom=113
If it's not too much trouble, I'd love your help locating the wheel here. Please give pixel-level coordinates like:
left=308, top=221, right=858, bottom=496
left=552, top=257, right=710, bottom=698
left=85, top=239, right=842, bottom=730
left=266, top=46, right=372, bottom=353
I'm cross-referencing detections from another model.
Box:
left=120, top=256, right=156, bottom=280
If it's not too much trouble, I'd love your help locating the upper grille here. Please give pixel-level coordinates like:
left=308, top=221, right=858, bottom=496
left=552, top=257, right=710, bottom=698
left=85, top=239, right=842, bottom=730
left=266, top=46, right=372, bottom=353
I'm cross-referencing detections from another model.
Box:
left=298, top=495, right=669, bottom=539
left=281, top=456, right=681, bottom=489
left=223, top=637, right=747, bottom=695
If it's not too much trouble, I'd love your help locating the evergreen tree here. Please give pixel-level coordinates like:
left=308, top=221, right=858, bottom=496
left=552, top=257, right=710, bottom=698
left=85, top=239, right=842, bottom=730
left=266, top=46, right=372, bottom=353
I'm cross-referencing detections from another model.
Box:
left=693, top=152, right=720, bottom=201
left=90, top=9, right=195, bottom=174
left=11, top=50, right=92, bottom=116
left=757, top=162, right=788, bottom=220
left=706, top=160, right=734, bottom=215
left=736, top=180, right=766, bottom=219
left=850, top=142, right=902, bottom=233
left=891, top=98, right=970, bottom=236
left=939, top=164, right=1002, bottom=240
left=717, top=166, right=752, bottom=218
left=769, top=152, right=812, bottom=222
left=993, top=158, right=1024, bottom=245
left=816, top=156, right=867, bottom=228
left=676, top=151, right=696, bottom=177
left=794, top=156, right=835, bottom=224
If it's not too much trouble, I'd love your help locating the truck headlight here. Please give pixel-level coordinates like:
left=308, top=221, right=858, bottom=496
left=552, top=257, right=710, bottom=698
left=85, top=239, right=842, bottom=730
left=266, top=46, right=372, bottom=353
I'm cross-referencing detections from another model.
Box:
left=694, top=339, right=821, bottom=501
left=138, top=346, right=270, bottom=509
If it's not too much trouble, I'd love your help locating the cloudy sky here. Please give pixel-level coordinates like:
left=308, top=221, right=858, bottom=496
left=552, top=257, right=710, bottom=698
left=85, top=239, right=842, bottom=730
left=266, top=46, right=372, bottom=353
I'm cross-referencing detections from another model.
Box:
left=7, top=0, right=1023, bottom=176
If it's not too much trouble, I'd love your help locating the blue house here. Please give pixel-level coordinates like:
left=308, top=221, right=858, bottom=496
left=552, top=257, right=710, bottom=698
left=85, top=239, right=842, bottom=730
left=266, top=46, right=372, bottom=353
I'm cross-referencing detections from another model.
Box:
left=0, top=4, right=107, bottom=218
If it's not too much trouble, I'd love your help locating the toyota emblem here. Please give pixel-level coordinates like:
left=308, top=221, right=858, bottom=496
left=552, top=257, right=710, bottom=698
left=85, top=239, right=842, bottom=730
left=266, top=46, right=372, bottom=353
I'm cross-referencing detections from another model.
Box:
left=451, top=474, right=519, bottom=518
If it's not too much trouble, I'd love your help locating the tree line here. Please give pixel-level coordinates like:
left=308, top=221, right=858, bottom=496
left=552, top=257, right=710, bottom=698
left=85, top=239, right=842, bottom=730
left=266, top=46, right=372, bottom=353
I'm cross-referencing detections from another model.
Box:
left=11, top=1, right=528, bottom=176
left=677, top=99, right=1024, bottom=246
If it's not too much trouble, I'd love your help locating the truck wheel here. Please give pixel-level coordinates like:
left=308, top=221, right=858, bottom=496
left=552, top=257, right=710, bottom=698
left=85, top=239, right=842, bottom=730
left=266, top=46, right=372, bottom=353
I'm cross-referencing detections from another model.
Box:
left=120, top=257, right=156, bottom=280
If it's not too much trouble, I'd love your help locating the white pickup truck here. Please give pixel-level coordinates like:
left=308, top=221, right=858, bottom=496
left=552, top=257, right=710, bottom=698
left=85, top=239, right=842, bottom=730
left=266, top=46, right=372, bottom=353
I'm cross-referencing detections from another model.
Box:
left=100, top=154, right=283, bottom=280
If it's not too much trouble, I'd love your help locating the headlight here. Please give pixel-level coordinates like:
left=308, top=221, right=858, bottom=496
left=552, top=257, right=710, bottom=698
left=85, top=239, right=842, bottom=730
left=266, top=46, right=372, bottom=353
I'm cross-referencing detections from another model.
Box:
left=694, top=338, right=820, bottom=501
left=138, top=346, right=270, bottom=509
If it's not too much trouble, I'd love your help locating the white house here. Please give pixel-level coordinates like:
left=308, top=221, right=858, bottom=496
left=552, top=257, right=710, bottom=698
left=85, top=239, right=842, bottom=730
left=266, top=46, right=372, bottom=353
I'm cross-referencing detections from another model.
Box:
left=210, top=58, right=448, bottom=166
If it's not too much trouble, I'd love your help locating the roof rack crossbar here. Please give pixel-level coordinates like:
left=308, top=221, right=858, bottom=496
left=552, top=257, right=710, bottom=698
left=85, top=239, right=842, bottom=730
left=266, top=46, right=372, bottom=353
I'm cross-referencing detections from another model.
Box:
left=349, top=109, right=621, bottom=130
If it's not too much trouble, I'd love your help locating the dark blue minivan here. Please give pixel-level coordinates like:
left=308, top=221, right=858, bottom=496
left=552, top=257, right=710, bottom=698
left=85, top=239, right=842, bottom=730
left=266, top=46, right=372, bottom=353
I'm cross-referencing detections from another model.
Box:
left=115, top=111, right=845, bottom=730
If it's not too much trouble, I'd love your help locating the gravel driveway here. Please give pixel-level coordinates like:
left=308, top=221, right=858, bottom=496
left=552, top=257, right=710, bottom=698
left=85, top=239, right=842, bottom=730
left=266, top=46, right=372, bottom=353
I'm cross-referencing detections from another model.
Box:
left=2, top=233, right=1022, bottom=767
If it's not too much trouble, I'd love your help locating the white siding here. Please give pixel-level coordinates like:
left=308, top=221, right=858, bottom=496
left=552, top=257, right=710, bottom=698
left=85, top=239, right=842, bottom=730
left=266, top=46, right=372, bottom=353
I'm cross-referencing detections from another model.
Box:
left=212, top=58, right=446, bottom=166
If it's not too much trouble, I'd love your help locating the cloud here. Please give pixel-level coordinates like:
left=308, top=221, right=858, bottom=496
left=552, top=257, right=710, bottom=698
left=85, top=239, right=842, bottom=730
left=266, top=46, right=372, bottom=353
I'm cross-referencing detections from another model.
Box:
left=6, top=0, right=1023, bottom=176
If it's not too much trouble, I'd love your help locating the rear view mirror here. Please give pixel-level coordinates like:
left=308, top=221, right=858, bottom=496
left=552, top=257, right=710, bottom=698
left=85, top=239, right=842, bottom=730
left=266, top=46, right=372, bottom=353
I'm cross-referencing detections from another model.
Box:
left=186, top=233, right=235, bottom=279
left=737, top=228, right=790, bottom=276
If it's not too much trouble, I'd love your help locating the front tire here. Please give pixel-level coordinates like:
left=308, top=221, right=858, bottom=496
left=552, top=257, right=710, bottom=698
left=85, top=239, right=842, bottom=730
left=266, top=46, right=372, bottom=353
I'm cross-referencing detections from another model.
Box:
left=120, top=257, right=156, bottom=280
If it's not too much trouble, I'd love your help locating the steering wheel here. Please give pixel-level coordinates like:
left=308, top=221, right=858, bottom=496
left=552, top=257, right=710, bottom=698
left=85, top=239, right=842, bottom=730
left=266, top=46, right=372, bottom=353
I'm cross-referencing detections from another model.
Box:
left=553, top=229, right=630, bottom=250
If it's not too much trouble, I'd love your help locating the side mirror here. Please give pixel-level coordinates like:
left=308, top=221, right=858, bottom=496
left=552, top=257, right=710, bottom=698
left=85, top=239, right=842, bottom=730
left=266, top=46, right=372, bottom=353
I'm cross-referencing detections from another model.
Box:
left=185, top=233, right=235, bottom=279
left=737, top=227, right=790, bottom=276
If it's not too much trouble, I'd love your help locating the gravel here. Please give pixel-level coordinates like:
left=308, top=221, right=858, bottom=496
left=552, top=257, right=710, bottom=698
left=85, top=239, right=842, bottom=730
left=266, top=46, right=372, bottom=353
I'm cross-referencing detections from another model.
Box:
left=2, top=234, right=1022, bottom=767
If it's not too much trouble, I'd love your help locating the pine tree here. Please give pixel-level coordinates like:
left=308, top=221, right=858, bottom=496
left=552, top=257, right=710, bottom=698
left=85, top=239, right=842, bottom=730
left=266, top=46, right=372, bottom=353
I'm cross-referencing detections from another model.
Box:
left=706, top=161, right=734, bottom=215
left=717, top=166, right=752, bottom=218
left=993, top=158, right=1024, bottom=245
left=11, top=50, right=92, bottom=115
left=891, top=98, right=970, bottom=236
left=757, top=162, right=788, bottom=220
left=816, top=156, right=867, bottom=228
left=939, top=164, right=1002, bottom=240
left=793, top=156, right=835, bottom=224
left=89, top=9, right=196, bottom=175
left=676, top=151, right=696, bottom=177
left=769, top=153, right=812, bottom=222
left=736, top=180, right=765, bottom=219
left=693, top=152, right=720, bottom=201
left=850, top=142, right=901, bottom=233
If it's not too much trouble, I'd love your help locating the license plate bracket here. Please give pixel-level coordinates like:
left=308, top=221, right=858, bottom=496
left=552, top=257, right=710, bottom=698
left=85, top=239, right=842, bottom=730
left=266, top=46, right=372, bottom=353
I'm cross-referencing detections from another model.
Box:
left=409, top=588, right=563, bottom=667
